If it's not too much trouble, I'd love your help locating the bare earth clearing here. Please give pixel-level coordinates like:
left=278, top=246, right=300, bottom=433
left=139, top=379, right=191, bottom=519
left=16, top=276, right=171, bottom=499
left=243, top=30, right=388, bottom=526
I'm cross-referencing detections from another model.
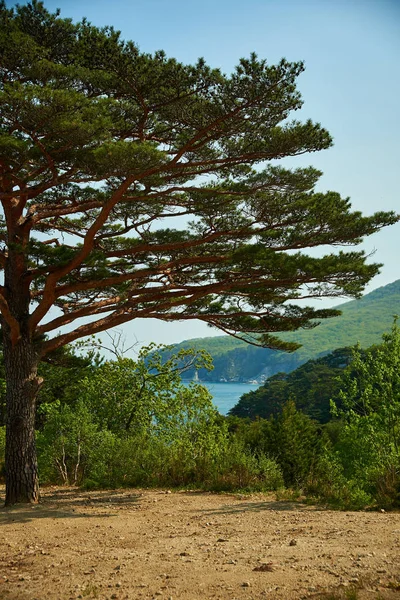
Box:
left=0, top=487, right=399, bottom=600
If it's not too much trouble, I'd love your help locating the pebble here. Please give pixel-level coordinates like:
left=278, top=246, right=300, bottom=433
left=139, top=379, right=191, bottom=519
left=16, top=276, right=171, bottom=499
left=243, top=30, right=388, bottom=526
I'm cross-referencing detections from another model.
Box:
left=253, top=563, right=275, bottom=572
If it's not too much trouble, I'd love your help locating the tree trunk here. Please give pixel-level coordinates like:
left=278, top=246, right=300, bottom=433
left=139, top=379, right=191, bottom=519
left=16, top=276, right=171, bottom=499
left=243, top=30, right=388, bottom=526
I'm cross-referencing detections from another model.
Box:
left=3, top=333, right=42, bottom=505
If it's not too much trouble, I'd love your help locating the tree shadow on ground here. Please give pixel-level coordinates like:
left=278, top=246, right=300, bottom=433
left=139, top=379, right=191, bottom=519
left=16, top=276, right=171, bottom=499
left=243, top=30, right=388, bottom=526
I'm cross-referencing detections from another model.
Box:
left=198, top=499, right=322, bottom=515
left=0, top=486, right=142, bottom=524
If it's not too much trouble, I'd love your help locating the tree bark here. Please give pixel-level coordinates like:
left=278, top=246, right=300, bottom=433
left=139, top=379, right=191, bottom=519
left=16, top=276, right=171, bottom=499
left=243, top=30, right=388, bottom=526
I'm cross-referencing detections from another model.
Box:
left=3, top=332, right=42, bottom=505
left=1, top=193, right=42, bottom=504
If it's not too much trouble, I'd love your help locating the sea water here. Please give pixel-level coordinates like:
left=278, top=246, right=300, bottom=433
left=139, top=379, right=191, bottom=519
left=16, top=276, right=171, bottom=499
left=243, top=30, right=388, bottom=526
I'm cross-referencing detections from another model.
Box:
left=184, top=381, right=259, bottom=415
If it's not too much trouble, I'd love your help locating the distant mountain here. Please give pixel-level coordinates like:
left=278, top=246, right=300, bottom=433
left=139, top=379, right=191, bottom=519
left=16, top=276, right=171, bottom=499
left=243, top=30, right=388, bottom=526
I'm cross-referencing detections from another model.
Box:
left=167, top=279, right=400, bottom=382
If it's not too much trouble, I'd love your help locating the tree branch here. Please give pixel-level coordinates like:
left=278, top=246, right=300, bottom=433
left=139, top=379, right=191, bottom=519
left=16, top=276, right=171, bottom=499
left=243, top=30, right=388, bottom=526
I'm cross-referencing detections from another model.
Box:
left=28, top=175, right=136, bottom=331
left=0, top=292, right=21, bottom=345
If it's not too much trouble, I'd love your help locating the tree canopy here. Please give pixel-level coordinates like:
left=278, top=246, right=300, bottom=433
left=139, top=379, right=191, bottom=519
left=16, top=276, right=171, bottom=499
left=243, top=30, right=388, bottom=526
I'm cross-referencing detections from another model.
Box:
left=1, top=1, right=397, bottom=355
left=0, top=1, right=398, bottom=503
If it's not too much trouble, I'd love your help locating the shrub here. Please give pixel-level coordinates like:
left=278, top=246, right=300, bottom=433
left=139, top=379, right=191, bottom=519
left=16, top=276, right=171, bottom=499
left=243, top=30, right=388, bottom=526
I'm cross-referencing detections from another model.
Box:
left=37, top=401, right=99, bottom=485
left=207, top=436, right=284, bottom=492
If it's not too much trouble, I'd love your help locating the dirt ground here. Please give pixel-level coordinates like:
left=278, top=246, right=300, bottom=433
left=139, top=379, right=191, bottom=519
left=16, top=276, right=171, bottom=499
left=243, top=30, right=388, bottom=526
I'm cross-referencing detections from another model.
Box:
left=0, top=487, right=399, bottom=600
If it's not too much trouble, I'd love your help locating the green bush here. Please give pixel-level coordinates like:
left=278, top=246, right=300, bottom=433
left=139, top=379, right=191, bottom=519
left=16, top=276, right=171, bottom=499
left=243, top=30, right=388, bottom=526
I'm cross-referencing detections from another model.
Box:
left=305, top=448, right=373, bottom=509
left=37, top=401, right=99, bottom=485
left=226, top=404, right=322, bottom=489
left=330, top=320, right=400, bottom=509
left=271, top=400, right=322, bottom=487
left=36, top=395, right=284, bottom=492
left=207, top=436, right=284, bottom=492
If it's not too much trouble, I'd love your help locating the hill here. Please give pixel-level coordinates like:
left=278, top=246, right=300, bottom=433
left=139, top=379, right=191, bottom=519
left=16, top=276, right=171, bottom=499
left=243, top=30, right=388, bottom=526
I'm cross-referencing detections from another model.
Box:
left=229, top=346, right=353, bottom=422
left=167, top=279, right=400, bottom=382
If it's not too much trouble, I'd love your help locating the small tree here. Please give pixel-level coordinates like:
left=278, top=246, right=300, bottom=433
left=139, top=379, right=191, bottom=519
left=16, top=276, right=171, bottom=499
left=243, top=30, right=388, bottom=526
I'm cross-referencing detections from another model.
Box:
left=0, top=1, right=397, bottom=503
left=80, top=344, right=214, bottom=435
left=336, top=319, right=400, bottom=440
left=333, top=319, right=400, bottom=506
left=270, top=400, right=321, bottom=487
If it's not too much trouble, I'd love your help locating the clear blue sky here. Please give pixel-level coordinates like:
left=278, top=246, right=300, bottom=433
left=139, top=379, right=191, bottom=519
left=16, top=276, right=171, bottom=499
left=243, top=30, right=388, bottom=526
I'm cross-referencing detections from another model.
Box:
left=9, top=0, right=400, bottom=349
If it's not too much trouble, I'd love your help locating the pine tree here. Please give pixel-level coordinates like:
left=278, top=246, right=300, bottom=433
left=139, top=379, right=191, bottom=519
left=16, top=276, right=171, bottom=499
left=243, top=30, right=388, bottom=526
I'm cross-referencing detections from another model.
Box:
left=0, top=1, right=397, bottom=503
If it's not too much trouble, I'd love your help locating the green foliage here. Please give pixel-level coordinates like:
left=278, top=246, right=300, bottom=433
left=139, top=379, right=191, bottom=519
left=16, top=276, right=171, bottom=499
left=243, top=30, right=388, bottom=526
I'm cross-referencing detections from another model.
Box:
left=330, top=319, right=400, bottom=508
left=227, top=401, right=322, bottom=488
left=1, top=0, right=396, bottom=360
left=32, top=324, right=400, bottom=507
left=208, top=437, right=284, bottom=491
left=270, top=401, right=323, bottom=487
left=80, top=344, right=214, bottom=436
left=35, top=343, right=285, bottom=492
left=37, top=400, right=99, bottom=485
left=305, top=447, right=373, bottom=510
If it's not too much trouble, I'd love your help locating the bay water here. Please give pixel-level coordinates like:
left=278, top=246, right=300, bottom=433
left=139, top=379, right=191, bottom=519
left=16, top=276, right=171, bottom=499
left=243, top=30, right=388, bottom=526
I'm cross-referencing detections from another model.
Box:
left=184, top=381, right=259, bottom=415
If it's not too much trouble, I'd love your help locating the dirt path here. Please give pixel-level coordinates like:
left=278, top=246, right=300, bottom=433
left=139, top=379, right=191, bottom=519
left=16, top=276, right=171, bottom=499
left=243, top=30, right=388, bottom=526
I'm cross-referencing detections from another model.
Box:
left=0, top=487, right=399, bottom=600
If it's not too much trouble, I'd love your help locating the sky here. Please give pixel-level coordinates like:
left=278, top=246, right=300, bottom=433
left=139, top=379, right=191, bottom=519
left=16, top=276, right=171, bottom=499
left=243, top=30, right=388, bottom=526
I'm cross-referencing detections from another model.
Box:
left=8, top=0, right=400, bottom=352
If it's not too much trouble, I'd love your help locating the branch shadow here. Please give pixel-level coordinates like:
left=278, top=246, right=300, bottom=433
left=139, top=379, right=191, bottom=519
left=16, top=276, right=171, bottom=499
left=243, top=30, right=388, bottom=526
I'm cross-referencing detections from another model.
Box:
left=0, top=487, right=142, bottom=524
left=198, top=499, right=322, bottom=516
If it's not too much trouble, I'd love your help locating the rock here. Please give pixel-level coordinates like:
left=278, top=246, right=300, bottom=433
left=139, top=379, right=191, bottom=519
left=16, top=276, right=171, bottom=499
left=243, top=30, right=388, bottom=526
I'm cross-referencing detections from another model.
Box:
left=289, top=539, right=297, bottom=546
left=242, top=581, right=251, bottom=587
left=253, top=563, right=275, bottom=572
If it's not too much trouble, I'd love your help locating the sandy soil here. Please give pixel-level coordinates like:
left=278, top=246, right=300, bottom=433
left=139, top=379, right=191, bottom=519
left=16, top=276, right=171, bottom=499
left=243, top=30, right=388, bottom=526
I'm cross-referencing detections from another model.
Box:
left=0, top=487, right=399, bottom=600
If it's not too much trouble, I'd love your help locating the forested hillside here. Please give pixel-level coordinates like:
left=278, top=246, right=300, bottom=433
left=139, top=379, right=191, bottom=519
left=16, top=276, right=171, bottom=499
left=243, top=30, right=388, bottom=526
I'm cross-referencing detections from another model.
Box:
left=166, top=279, right=400, bottom=381
left=229, top=346, right=353, bottom=423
